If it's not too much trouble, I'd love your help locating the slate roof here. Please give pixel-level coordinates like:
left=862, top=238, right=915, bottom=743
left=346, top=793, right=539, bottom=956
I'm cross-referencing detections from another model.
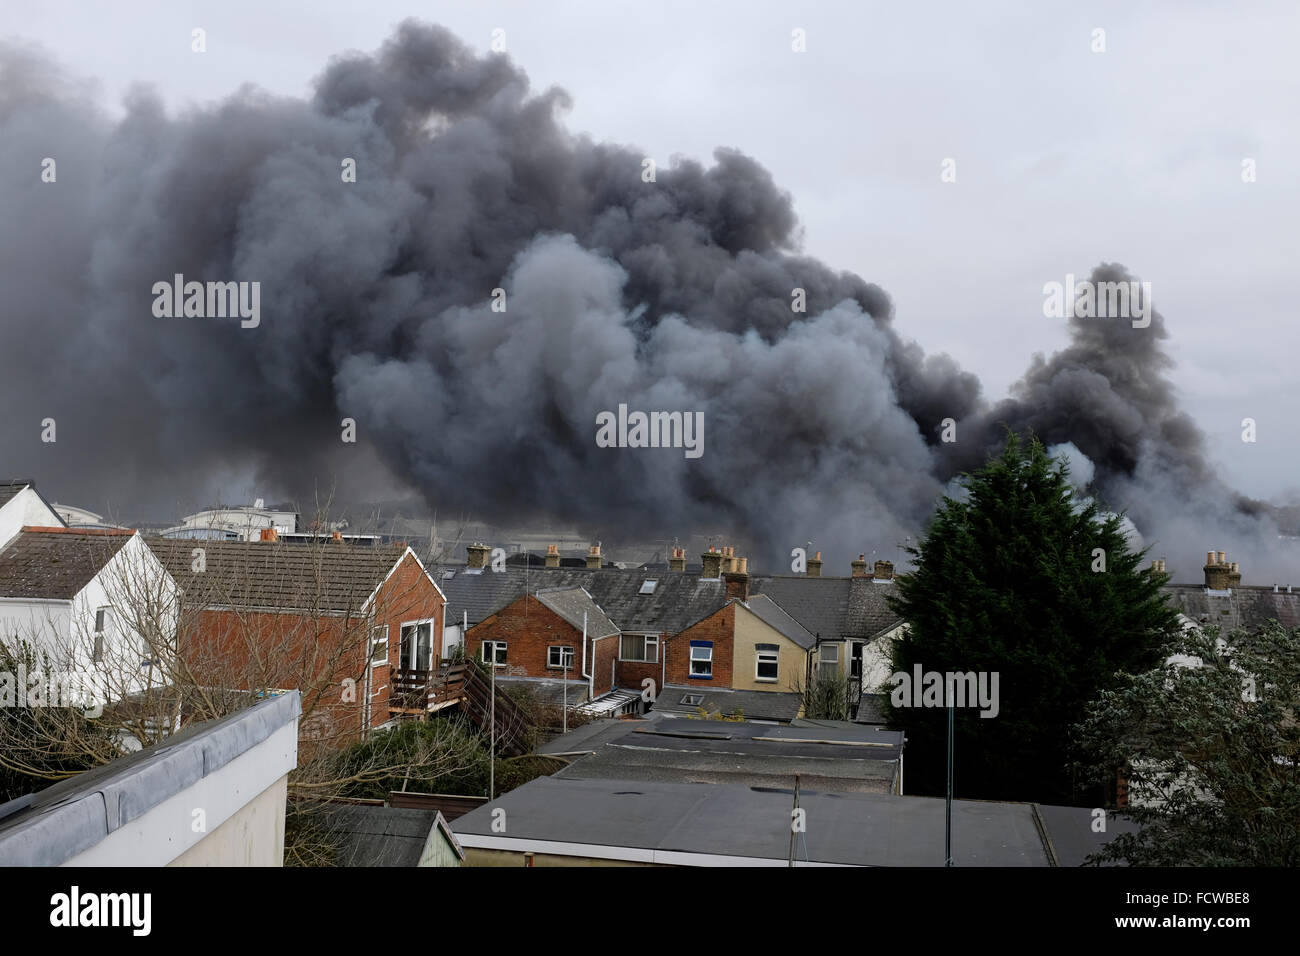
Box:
left=148, top=537, right=415, bottom=613
left=534, top=587, right=619, bottom=639
left=436, top=566, right=727, bottom=635
left=317, top=805, right=459, bottom=867
left=648, top=686, right=806, bottom=722
left=454, top=776, right=1116, bottom=866
left=747, top=575, right=851, bottom=641
left=0, top=527, right=135, bottom=599
left=0, top=481, right=31, bottom=510
left=1163, top=584, right=1300, bottom=633
left=742, top=593, right=816, bottom=648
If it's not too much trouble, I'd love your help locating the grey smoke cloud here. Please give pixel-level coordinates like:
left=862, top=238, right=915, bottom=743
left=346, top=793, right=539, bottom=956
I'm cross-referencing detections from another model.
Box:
left=1, top=22, right=1294, bottom=581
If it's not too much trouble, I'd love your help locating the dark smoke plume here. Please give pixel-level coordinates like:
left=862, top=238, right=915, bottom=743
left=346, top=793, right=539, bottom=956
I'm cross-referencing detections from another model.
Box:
left=1, top=22, right=1294, bottom=581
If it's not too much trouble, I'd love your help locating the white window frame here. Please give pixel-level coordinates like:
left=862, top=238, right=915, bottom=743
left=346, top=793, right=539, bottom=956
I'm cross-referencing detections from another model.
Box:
left=400, top=619, right=435, bottom=672
left=817, top=643, right=840, bottom=680
left=548, top=645, right=575, bottom=669
left=93, top=606, right=109, bottom=664
left=369, top=625, right=389, bottom=667
left=755, top=645, right=779, bottom=682
left=620, top=633, right=659, bottom=663
left=482, top=640, right=508, bottom=666
left=689, top=644, right=713, bottom=678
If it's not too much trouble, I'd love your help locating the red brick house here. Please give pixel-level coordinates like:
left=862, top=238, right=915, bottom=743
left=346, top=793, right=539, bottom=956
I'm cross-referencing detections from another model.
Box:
left=148, top=536, right=445, bottom=748
left=466, top=587, right=620, bottom=695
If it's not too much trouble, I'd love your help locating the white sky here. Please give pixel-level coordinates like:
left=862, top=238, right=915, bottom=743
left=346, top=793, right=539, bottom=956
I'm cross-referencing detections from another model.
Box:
left=13, top=0, right=1299, bottom=499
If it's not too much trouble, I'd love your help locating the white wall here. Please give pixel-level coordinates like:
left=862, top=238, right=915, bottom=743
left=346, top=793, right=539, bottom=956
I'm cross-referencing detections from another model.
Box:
left=861, top=623, right=907, bottom=694
left=0, top=486, right=63, bottom=550
left=63, top=711, right=298, bottom=866
left=0, top=599, right=73, bottom=658
left=70, top=534, right=181, bottom=700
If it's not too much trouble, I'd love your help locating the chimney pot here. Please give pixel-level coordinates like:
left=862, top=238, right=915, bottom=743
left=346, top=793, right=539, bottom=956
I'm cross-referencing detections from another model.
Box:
left=1217, top=550, right=1226, bottom=565
left=807, top=551, right=823, bottom=578
left=1207, top=551, right=1216, bottom=566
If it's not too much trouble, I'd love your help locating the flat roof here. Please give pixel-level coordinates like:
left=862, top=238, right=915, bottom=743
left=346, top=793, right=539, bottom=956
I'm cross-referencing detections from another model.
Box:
left=454, top=776, right=1073, bottom=866
left=0, top=691, right=301, bottom=866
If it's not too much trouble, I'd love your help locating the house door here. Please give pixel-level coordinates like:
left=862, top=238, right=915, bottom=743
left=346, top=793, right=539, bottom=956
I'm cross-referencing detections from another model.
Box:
left=850, top=643, right=863, bottom=682
left=400, top=622, right=433, bottom=672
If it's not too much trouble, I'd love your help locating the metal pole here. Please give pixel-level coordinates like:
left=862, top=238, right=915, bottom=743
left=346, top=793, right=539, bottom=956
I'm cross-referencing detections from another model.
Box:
left=788, top=773, right=800, bottom=867
left=563, top=653, right=568, bottom=734
left=490, top=646, right=495, bottom=801
left=945, top=700, right=954, bottom=867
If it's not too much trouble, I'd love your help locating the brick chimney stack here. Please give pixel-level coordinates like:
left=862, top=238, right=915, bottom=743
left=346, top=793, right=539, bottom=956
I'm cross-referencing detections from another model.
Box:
left=701, top=547, right=723, bottom=579
left=545, top=544, right=560, bottom=569
left=467, top=542, right=490, bottom=569
left=873, top=559, right=895, bottom=581
left=1203, top=549, right=1240, bottom=589
left=807, top=551, right=822, bottom=578
left=724, top=556, right=750, bottom=602
left=586, top=544, right=602, bottom=570
left=851, top=555, right=868, bottom=578
left=669, top=547, right=686, bottom=572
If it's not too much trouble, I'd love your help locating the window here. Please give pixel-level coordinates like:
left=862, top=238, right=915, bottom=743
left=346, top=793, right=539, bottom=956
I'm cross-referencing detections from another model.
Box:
left=639, top=579, right=657, bottom=595
left=482, top=640, right=507, bottom=666
left=548, top=645, right=575, bottom=669
left=370, top=626, right=389, bottom=666
left=689, top=642, right=713, bottom=679
left=93, top=607, right=109, bottom=664
left=400, top=621, right=433, bottom=671
left=620, top=634, right=658, bottom=663
left=680, top=693, right=705, bottom=706
left=818, top=643, right=840, bottom=680
left=756, top=643, right=779, bottom=682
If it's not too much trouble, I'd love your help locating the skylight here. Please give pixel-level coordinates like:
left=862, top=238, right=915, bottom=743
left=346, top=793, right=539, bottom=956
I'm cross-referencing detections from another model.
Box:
left=639, top=579, right=657, bottom=594
left=680, top=693, right=705, bottom=706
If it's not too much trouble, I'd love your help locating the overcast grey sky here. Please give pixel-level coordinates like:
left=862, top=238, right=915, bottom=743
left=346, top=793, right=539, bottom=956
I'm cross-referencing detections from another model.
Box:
left=11, top=0, right=1299, bottom=502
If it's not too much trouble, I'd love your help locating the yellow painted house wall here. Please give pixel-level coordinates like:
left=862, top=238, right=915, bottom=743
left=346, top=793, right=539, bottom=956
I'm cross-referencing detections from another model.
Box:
left=731, top=603, right=809, bottom=697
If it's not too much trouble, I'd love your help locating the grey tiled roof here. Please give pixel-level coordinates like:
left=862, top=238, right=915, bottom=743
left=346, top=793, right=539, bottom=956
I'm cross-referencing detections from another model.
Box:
left=747, top=575, right=851, bottom=641
left=0, top=481, right=31, bottom=509
left=1163, top=584, right=1300, bottom=633
left=747, top=575, right=903, bottom=642
left=317, top=805, right=442, bottom=867
left=742, top=593, right=816, bottom=648
left=437, top=566, right=727, bottom=635
left=0, top=528, right=134, bottom=599
left=535, top=587, right=619, bottom=639
left=148, top=537, right=414, bottom=613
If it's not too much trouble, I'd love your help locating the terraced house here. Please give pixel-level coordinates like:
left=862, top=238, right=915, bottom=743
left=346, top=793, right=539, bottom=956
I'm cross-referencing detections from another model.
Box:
left=439, top=544, right=908, bottom=722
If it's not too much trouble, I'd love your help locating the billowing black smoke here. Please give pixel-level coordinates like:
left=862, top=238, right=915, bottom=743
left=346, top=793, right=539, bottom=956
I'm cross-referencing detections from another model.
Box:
left=1, top=22, right=1294, bottom=580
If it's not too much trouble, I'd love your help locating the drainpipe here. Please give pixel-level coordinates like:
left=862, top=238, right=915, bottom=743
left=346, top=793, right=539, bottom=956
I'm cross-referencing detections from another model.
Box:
left=581, top=611, right=589, bottom=686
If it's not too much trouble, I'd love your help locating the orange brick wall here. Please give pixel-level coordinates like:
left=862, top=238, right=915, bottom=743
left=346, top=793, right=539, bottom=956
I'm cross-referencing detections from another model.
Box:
left=465, top=595, right=586, bottom=679
left=179, top=551, right=444, bottom=751
left=663, top=603, right=735, bottom=687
